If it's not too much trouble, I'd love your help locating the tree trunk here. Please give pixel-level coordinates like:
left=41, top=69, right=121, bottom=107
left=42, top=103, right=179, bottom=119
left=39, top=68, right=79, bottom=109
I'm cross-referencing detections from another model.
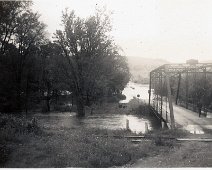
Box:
left=55, top=89, right=59, bottom=104
left=76, top=94, right=85, bottom=117
left=25, top=76, right=29, bottom=114
left=86, top=91, right=91, bottom=106
left=16, top=80, right=22, bottom=112
left=46, top=81, right=51, bottom=112
left=46, top=96, right=50, bottom=112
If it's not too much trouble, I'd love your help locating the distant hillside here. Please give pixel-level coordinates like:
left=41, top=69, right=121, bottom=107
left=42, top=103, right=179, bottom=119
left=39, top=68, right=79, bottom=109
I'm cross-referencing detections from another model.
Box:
left=201, top=60, right=212, bottom=63
left=127, top=56, right=169, bottom=84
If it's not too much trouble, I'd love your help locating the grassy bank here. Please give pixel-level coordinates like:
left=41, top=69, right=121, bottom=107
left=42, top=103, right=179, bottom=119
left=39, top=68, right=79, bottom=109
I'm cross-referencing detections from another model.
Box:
left=0, top=111, right=187, bottom=168
left=129, top=131, right=212, bottom=168
left=2, top=100, right=211, bottom=168
left=0, top=113, right=41, bottom=166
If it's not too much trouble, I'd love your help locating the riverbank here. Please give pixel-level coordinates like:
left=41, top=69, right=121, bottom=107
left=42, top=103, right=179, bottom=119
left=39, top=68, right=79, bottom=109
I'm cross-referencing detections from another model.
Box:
left=0, top=101, right=158, bottom=167
left=1, top=101, right=212, bottom=167
left=0, top=111, right=186, bottom=168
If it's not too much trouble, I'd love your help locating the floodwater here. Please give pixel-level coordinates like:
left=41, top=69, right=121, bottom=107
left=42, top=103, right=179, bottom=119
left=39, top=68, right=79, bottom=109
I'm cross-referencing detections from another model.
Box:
left=37, top=113, right=153, bottom=134
left=35, top=81, right=211, bottom=135
left=119, top=82, right=149, bottom=103
left=78, top=114, right=153, bottom=134
left=35, top=82, right=156, bottom=134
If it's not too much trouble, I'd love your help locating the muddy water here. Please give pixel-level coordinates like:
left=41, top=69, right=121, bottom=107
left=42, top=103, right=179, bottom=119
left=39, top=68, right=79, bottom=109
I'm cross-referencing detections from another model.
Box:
left=36, top=112, right=154, bottom=134
left=78, top=114, right=153, bottom=133
left=35, top=82, right=158, bottom=134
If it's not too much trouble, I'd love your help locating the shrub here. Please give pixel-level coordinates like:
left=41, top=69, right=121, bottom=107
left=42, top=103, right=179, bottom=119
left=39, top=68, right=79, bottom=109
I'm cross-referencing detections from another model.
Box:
left=0, top=114, right=41, bottom=139
left=107, top=96, right=119, bottom=103
left=0, top=113, right=42, bottom=166
left=117, top=93, right=126, bottom=100
left=136, top=103, right=149, bottom=116
left=41, top=104, right=49, bottom=113
left=154, top=137, right=174, bottom=147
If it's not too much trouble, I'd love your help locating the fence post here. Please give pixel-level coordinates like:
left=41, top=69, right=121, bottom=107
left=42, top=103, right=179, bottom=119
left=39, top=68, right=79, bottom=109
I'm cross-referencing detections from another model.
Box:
left=145, top=122, right=149, bottom=133
left=162, top=121, right=165, bottom=129
left=126, top=119, right=129, bottom=130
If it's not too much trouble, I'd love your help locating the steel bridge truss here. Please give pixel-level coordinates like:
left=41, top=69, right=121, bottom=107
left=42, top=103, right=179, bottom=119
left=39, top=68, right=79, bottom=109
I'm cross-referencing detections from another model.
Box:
left=148, top=63, right=212, bottom=129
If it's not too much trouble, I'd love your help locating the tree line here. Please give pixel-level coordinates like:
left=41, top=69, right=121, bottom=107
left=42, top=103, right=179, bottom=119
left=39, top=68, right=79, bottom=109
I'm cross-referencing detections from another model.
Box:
left=0, top=2, right=130, bottom=117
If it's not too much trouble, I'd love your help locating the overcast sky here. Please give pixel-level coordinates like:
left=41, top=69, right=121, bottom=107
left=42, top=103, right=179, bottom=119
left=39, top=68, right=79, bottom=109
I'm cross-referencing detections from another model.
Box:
left=32, top=0, right=212, bottom=63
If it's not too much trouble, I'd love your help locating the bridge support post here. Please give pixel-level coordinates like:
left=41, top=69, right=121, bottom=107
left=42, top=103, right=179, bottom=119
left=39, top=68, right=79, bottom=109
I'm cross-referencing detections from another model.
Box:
left=165, top=65, right=175, bottom=129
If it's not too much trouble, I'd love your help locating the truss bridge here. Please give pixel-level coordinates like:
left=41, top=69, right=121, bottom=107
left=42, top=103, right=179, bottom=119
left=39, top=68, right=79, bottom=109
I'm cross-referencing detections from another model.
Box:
left=148, top=61, right=212, bottom=130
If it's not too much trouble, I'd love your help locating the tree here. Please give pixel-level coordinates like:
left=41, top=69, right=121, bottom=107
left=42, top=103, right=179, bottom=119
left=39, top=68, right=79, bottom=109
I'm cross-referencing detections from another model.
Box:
left=14, top=10, right=46, bottom=110
left=38, top=42, right=66, bottom=112
left=0, top=1, right=47, bottom=112
left=54, top=10, right=130, bottom=117
left=0, top=1, right=29, bottom=54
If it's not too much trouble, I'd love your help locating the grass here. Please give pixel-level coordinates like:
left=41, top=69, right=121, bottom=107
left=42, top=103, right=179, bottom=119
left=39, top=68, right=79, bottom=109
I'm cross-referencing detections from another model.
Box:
left=1, top=100, right=197, bottom=168
left=1, top=126, right=150, bottom=167
left=0, top=113, right=41, bottom=166
left=0, top=111, right=186, bottom=168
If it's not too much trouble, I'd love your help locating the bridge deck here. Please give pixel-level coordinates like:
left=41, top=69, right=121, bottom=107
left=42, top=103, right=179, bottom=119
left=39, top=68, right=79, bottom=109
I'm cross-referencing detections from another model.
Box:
left=156, top=103, right=212, bottom=133
left=172, top=104, right=212, bottom=133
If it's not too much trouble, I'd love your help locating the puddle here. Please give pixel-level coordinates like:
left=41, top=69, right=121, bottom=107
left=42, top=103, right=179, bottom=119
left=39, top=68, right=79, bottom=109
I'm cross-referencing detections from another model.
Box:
left=183, top=124, right=204, bottom=134
left=206, top=112, right=212, bottom=118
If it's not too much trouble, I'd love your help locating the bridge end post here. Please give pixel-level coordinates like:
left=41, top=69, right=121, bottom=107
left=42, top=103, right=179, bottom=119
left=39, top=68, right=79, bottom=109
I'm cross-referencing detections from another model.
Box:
left=165, top=65, right=175, bottom=129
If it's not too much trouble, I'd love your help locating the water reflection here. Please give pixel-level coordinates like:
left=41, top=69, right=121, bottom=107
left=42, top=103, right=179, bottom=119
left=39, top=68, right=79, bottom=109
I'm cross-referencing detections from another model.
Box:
left=206, top=112, right=212, bottom=118
left=36, top=112, right=152, bottom=134
left=78, top=114, right=152, bottom=134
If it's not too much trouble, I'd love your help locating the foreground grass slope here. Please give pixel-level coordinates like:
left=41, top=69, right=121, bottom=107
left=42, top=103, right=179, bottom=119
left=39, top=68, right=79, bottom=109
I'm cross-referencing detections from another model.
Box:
left=1, top=101, right=211, bottom=168
left=0, top=111, right=184, bottom=168
left=129, top=138, right=212, bottom=168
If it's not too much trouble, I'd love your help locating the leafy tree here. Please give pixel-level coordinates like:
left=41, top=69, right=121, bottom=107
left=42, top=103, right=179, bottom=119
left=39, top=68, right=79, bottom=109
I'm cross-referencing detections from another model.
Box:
left=0, top=1, right=29, bottom=54
left=37, top=42, right=67, bottom=112
left=0, top=1, right=47, bottom=112
left=55, top=10, right=130, bottom=117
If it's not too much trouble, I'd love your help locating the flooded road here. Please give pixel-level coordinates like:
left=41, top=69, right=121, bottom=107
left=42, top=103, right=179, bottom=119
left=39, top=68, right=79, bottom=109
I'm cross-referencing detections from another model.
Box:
left=35, top=82, right=157, bottom=134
